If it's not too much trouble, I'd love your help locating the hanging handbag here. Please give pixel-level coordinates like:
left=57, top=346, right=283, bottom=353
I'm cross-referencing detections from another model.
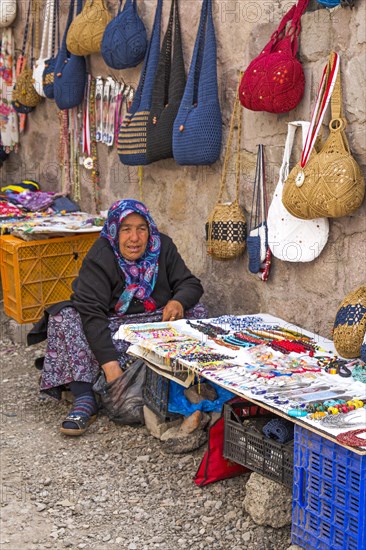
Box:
left=172, top=0, right=222, bottom=165
left=66, top=0, right=112, bottom=56
left=43, top=0, right=59, bottom=99
left=117, top=0, right=163, bottom=166
left=33, top=0, right=55, bottom=97
left=0, top=0, right=16, bottom=28
left=267, top=121, right=329, bottom=262
left=101, top=0, right=147, bottom=70
left=333, top=286, right=366, bottom=359
left=282, top=52, right=365, bottom=219
left=146, top=0, right=185, bottom=163
left=54, top=0, right=87, bottom=111
left=239, top=0, right=309, bottom=114
left=247, top=145, right=271, bottom=280
left=206, top=86, right=246, bottom=261
left=12, top=0, right=42, bottom=109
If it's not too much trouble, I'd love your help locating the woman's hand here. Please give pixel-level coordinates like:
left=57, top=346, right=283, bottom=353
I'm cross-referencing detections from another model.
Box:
left=102, top=361, right=123, bottom=383
left=162, top=300, right=184, bottom=322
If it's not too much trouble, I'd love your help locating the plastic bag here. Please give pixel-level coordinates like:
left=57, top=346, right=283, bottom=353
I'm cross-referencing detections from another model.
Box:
left=93, top=359, right=146, bottom=425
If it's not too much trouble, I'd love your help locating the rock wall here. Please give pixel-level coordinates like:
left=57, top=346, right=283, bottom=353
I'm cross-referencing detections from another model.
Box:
left=3, top=0, right=366, bottom=338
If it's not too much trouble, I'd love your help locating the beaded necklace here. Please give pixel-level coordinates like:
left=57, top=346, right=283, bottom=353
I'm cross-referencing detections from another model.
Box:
left=186, top=320, right=229, bottom=337
left=352, top=364, right=366, bottom=384
left=336, top=429, right=366, bottom=447
left=88, top=76, right=101, bottom=213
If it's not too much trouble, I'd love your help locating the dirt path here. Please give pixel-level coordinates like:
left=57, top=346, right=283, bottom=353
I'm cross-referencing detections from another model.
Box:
left=0, top=326, right=292, bottom=550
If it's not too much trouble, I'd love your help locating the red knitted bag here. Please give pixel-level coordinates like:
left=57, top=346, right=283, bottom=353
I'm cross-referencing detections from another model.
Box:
left=239, top=0, right=309, bottom=114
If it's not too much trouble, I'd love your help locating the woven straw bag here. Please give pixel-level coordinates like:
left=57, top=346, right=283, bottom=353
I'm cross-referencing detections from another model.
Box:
left=282, top=52, right=365, bottom=219
left=66, top=0, right=112, bottom=56
left=333, top=286, right=366, bottom=359
left=12, top=0, right=42, bottom=109
left=206, top=87, right=246, bottom=260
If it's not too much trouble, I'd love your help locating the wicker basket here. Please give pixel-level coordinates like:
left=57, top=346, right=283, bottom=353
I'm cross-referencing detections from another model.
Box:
left=206, top=202, right=246, bottom=260
left=333, top=286, right=366, bottom=358
left=206, top=77, right=246, bottom=261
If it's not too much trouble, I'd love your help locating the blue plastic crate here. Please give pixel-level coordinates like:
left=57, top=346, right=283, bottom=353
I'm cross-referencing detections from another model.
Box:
left=292, top=426, right=366, bottom=550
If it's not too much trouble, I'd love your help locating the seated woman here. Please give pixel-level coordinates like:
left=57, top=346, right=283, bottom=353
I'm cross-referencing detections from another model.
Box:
left=38, top=199, right=206, bottom=436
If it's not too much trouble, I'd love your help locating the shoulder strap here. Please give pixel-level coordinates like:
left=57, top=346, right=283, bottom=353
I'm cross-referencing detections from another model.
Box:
left=300, top=51, right=340, bottom=169
left=129, top=0, right=163, bottom=113
left=60, top=0, right=76, bottom=54
left=217, top=77, right=242, bottom=204
left=279, top=121, right=310, bottom=184
left=197, top=0, right=218, bottom=101
left=179, top=0, right=208, bottom=108
left=39, top=0, right=51, bottom=59
left=168, top=0, right=185, bottom=101
left=150, top=0, right=175, bottom=112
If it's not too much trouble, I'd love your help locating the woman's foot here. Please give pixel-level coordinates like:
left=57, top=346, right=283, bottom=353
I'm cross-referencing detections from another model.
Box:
left=60, top=393, right=98, bottom=436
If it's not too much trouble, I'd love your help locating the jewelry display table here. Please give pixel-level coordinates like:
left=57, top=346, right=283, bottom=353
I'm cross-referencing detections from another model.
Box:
left=115, top=313, right=366, bottom=550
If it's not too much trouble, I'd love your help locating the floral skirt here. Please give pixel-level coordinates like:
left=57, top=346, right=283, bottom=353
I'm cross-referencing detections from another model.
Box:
left=40, top=304, right=208, bottom=399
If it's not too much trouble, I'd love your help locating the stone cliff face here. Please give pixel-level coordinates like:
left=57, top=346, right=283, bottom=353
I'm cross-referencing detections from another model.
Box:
left=4, top=0, right=366, bottom=337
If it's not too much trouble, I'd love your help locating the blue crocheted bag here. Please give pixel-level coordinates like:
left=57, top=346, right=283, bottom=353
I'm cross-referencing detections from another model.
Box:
left=172, top=0, right=222, bottom=165
left=101, top=0, right=147, bottom=70
left=117, top=0, right=163, bottom=165
left=333, top=286, right=366, bottom=359
left=53, top=0, right=86, bottom=111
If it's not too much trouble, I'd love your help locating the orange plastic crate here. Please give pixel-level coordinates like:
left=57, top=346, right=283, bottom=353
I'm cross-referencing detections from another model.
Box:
left=0, top=233, right=99, bottom=323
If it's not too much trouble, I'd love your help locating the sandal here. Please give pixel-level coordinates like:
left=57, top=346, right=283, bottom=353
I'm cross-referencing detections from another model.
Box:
left=60, top=413, right=97, bottom=436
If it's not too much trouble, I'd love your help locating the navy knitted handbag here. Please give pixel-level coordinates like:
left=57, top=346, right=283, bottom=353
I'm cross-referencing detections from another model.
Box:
left=118, top=0, right=163, bottom=165
left=172, top=0, right=222, bottom=165
left=53, top=0, right=86, bottom=111
left=101, top=0, right=147, bottom=70
left=146, top=0, right=185, bottom=163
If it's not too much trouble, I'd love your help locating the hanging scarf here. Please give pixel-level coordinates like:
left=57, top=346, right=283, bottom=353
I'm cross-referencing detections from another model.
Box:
left=0, top=28, right=19, bottom=149
left=100, top=199, right=161, bottom=315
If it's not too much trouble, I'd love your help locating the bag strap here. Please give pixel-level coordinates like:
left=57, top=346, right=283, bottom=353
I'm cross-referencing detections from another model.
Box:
left=261, top=4, right=297, bottom=55
left=169, top=0, right=185, bottom=101
left=217, top=78, right=242, bottom=205
left=39, top=0, right=52, bottom=59
left=300, top=51, right=340, bottom=170
left=179, top=0, right=208, bottom=108
left=249, top=144, right=266, bottom=231
left=150, top=0, right=175, bottom=112
left=21, top=0, right=32, bottom=58
left=279, top=121, right=310, bottom=184
left=60, top=0, right=82, bottom=55
left=197, top=0, right=218, bottom=100
left=128, top=0, right=163, bottom=113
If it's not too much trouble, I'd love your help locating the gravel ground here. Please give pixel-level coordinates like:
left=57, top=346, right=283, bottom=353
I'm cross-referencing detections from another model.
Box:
left=0, top=309, right=293, bottom=550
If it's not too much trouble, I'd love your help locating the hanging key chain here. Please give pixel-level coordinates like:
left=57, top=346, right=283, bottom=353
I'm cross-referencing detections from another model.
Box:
left=95, top=76, right=104, bottom=143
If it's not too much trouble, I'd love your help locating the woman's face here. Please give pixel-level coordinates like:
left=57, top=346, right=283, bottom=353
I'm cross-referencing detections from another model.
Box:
left=118, top=212, right=149, bottom=261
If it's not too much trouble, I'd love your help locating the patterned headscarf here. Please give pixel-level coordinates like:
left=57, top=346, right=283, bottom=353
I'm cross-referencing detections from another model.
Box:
left=101, top=199, right=161, bottom=315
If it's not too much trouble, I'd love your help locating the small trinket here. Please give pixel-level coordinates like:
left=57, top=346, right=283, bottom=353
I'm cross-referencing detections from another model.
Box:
left=83, top=156, right=94, bottom=170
